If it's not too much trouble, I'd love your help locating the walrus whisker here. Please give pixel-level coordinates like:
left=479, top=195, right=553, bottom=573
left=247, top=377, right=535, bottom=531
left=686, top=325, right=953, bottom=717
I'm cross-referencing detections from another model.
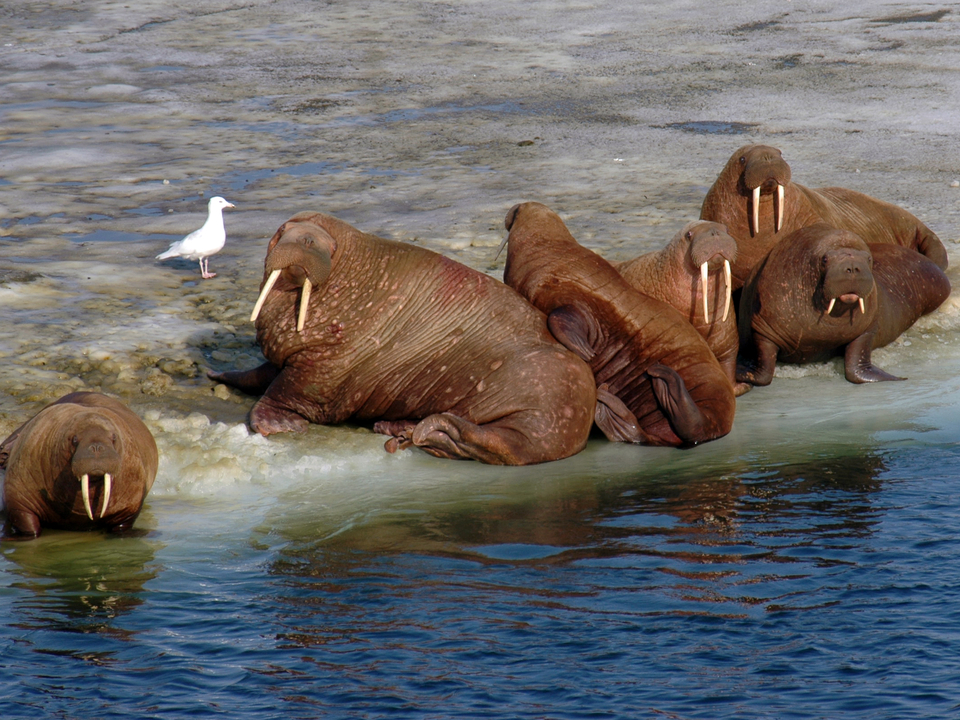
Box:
left=700, top=261, right=710, bottom=324
left=775, top=183, right=784, bottom=232
left=722, top=260, right=731, bottom=322
left=859, top=296, right=865, bottom=315
left=827, top=297, right=836, bottom=314
left=100, top=473, right=112, bottom=519
left=494, top=235, right=509, bottom=262
left=297, top=278, right=312, bottom=333
left=80, top=473, right=94, bottom=521
left=251, top=269, right=282, bottom=323
left=750, top=186, right=760, bottom=236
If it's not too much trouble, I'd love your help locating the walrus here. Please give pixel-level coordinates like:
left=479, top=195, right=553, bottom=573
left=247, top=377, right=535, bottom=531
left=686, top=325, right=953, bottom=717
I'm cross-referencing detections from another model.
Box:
left=0, top=392, right=158, bottom=539
left=737, top=223, right=951, bottom=386
left=208, top=211, right=596, bottom=466
left=500, top=201, right=736, bottom=447
left=614, top=220, right=750, bottom=396
left=700, top=144, right=948, bottom=288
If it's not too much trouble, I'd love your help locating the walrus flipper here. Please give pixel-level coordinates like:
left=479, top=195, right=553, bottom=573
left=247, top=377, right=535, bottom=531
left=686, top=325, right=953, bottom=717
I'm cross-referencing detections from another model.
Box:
left=404, top=412, right=550, bottom=466
left=547, top=305, right=602, bottom=362
left=4, top=509, right=42, bottom=539
left=646, top=363, right=707, bottom=445
left=594, top=384, right=655, bottom=444
left=736, top=334, right=779, bottom=387
left=209, top=361, right=281, bottom=396
left=844, top=332, right=904, bottom=383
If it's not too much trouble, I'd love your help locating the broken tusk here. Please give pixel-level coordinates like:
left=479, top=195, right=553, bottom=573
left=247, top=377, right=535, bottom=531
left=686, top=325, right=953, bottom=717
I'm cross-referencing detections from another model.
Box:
left=722, top=259, right=732, bottom=322
left=100, top=473, right=112, bottom=519
left=297, top=278, right=313, bottom=333
left=700, top=261, right=710, bottom=324
left=751, top=186, right=760, bottom=236
left=827, top=297, right=836, bottom=314
left=775, top=183, right=784, bottom=232
left=81, top=474, right=94, bottom=521
left=859, top=297, right=865, bottom=315
left=251, top=269, right=282, bottom=323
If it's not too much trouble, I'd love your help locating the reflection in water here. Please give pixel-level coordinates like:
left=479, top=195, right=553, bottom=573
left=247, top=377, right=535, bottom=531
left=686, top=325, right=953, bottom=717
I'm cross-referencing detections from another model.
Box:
left=3, top=529, right=159, bottom=643
left=268, top=449, right=887, bottom=646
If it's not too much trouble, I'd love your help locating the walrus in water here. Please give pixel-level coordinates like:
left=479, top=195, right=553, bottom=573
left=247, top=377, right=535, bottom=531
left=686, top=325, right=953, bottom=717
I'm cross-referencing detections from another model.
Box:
left=700, top=144, right=948, bottom=288
left=0, top=392, right=158, bottom=539
left=500, top=201, right=736, bottom=447
left=737, top=223, right=951, bottom=386
left=208, top=211, right=596, bottom=466
left=614, top=220, right=750, bottom=396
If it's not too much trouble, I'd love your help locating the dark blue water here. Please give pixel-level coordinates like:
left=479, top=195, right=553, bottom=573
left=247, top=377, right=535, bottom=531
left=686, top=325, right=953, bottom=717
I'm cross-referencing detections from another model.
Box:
left=4, top=436, right=960, bottom=719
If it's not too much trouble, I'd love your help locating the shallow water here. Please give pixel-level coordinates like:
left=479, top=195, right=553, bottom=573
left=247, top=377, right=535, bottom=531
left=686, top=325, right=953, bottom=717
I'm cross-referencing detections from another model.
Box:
left=3, top=1, right=960, bottom=718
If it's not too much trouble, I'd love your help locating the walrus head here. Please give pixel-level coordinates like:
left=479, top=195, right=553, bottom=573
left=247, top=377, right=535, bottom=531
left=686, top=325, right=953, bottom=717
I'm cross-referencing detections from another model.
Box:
left=250, top=221, right=335, bottom=333
left=735, top=144, right=792, bottom=237
left=820, top=247, right=874, bottom=317
left=69, top=420, right=123, bottom=521
left=679, top=221, right=738, bottom=324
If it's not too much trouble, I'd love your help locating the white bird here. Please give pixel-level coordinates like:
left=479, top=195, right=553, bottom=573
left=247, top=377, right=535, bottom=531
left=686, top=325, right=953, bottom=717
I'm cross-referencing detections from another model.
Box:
left=156, top=196, right=235, bottom=279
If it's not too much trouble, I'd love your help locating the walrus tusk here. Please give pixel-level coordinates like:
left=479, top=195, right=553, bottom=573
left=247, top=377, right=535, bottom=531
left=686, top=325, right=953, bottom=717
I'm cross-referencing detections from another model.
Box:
left=100, top=473, right=112, bottom=519
left=775, top=183, right=784, bottom=232
left=751, top=186, right=760, bottom=236
left=827, top=297, right=836, bottom=314
left=859, top=296, right=865, bottom=315
left=297, top=278, right=312, bottom=333
left=700, top=261, right=710, bottom=324
left=722, top=259, right=731, bottom=322
left=81, top=473, right=94, bottom=521
left=251, top=269, right=282, bottom=323
left=494, top=234, right=509, bottom=262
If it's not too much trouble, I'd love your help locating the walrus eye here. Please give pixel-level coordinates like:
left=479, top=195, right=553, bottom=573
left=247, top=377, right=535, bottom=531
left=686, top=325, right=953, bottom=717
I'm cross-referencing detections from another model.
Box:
left=71, top=435, right=79, bottom=447
left=739, top=156, right=746, bottom=165
left=685, top=231, right=693, bottom=240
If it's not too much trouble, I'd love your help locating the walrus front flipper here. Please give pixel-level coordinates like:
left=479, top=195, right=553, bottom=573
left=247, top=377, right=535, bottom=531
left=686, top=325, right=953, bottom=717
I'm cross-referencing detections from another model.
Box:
left=594, top=384, right=655, bottom=444
left=844, top=332, right=904, bottom=383
left=4, top=509, right=42, bottom=539
left=209, top=361, right=281, bottom=396
left=736, top=334, right=779, bottom=387
left=646, top=363, right=707, bottom=445
left=547, top=305, right=602, bottom=362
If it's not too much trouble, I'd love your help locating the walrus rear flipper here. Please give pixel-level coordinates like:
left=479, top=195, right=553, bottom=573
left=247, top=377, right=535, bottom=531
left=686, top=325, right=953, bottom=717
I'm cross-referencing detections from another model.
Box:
left=594, top=384, right=656, bottom=444
left=547, top=305, right=602, bottom=362
left=844, top=332, right=905, bottom=383
left=646, top=363, right=707, bottom=445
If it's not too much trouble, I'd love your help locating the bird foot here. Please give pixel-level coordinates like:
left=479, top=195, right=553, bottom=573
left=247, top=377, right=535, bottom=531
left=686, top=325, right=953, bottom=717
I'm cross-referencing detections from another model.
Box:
left=201, top=271, right=217, bottom=279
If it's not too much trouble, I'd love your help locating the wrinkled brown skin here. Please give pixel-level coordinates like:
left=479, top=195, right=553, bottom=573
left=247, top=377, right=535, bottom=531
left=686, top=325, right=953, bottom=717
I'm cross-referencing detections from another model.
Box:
left=615, top=220, right=750, bottom=396
left=208, top=212, right=596, bottom=466
left=0, top=392, right=158, bottom=539
left=737, top=224, right=951, bottom=386
left=700, top=144, right=948, bottom=289
left=502, top=202, right=736, bottom=447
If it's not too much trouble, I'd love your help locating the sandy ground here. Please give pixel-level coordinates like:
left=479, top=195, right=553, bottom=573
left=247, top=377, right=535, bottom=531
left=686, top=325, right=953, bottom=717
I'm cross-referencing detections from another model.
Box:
left=1, top=0, right=959, bottom=428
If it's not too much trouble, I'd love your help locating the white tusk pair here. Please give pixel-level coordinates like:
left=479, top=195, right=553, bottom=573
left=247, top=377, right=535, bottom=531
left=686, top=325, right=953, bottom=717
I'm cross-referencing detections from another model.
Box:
left=250, top=269, right=282, bottom=323
left=81, top=473, right=112, bottom=521
left=699, top=259, right=732, bottom=324
left=826, top=297, right=866, bottom=315
left=749, top=184, right=785, bottom=236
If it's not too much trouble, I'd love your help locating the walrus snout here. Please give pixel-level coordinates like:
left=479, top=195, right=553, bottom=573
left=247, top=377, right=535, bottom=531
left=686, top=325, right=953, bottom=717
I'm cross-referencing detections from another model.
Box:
left=822, top=248, right=874, bottom=316
left=739, top=145, right=792, bottom=236
left=684, top=222, right=737, bottom=325
left=69, top=429, right=121, bottom=522
left=251, top=225, right=334, bottom=332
